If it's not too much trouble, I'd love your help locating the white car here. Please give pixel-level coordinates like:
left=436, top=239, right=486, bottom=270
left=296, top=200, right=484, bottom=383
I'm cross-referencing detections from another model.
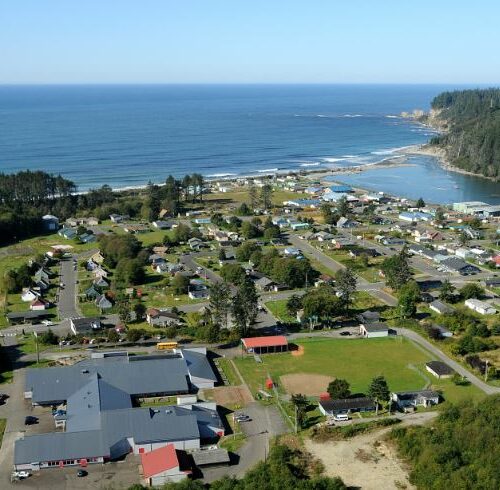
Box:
left=41, top=320, right=54, bottom=326
left=12, top=471, right=30, bottom=479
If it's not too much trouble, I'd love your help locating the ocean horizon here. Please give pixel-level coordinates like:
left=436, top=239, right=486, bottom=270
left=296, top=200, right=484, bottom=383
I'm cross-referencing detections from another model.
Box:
left=1, top=83, right=498, bottom=204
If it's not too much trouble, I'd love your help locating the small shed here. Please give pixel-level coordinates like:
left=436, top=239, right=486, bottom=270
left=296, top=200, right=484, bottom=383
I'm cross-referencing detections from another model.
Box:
left=140, top=444, right=191, bottom=486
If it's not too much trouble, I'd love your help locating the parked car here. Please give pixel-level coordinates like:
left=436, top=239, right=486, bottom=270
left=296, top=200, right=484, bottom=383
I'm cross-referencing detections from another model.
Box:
left=77, top=470, right=88, bottom=477
left=234, top=413, right=251, bottom=422
left=24, top=416, right=38, bottom=425
left=339, top=331, right=351, bottom=336
left=0, top=393, right=8, bottom=404
left=41, top=320, right=54, bottom=326
left=12, top=470, right=30, bottom=479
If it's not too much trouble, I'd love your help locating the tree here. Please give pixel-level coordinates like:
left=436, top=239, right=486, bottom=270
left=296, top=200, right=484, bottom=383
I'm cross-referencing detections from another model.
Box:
left=368, top=376, right=390, bottom=415
left=172, top=273, right=190, bottom=294
left=435, top=207, right=446, bottom=224
left=117, top=299, right=131, bottom=323
left=235, top=241, right=261, bottom=262
left=327, top=379, right=351, bottom=399
left=133, top=301, right=146, bottom=321
left=397, top=280, right=421, bottom=318
left=381, top=248, right=412, bottom=290
left=236, top=202, right=251, bottom=216
left=439, top=279, right=455, bottom=302
left=460, top=283, right=484, bottom=300
left=458, top=231, right=470, bottom=247
left=209, top=282, right=231, bottom=329
left=248, top=181, right=259, bottom=210
left=126, top=328, right=144, bottom=342
left=291, top=394, right=309, bottom=430
left=260, top=184, right=273, bottom=210
left=107, top=329, right=119, bottom=343
left=40, top=328, right=59, bottom=345
left=416, top=197, right=425, bottom=208
left=218, top=248, right=227, bottom=261
left=263, top=225, right=280, bottom=240
left=335, top=267, right=357, bottom=312
left=321, top=204, right=338, bottom=225
left=286, top=294, right=303, bottom=317
left=231, top=277, right=258, bottom=337
left=241, top=221, right=260, bottom=239
left=336, top=196, right=349, bottom=217
left=220, top=263, right=246, bottom=285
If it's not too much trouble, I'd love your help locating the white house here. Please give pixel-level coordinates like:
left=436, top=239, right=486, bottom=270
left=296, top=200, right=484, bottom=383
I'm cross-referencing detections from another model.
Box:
left=464, top=299, right=497, bottom=315
left=21, top=289, right=40, bottom=302
left=359, top=322, right=389, bottom=338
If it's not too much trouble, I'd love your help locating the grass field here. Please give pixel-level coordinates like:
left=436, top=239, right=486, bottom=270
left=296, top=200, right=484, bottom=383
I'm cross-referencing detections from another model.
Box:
left=234, top=337, right=483, bottom=404
left=217, top=358, right=241, bottom=386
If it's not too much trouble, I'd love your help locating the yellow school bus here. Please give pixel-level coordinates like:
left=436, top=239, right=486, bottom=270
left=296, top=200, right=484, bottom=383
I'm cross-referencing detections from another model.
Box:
left=156, top=341, right=178, bottom=350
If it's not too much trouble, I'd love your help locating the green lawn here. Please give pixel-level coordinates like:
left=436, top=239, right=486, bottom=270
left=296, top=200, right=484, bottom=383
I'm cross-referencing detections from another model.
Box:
left=324, top=249, right=383, bottom=283
left=265, top=299, right=297, bottom=323
left=217, top=358, right=241, bottom=386
left=234, top=337, right=482, bottom=404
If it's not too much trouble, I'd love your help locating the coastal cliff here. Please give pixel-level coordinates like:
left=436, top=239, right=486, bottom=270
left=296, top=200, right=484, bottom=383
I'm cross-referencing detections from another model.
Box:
left=419, top=89, right=500, bottom=180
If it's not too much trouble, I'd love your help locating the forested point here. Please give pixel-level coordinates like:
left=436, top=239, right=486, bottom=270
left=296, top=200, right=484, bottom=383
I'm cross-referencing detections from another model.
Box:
left=429, top=88, right=500, bottom=179
left=391, top=395, right=500, bottom=490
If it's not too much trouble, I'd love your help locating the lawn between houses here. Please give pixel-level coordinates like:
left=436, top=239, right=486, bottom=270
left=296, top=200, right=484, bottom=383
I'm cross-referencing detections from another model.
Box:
left=234, top=337, right=483, bottom=406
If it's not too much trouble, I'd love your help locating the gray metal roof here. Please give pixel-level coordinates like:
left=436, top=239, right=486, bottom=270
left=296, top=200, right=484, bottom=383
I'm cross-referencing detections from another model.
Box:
left=182, top=350, right=218, bottom=382
left=14, top=430, right=108, bottom=465
left=26, top=356, right=190, bottom=404
left=192, top=448, right=230, bottom=466
left=101, top=406, right=200, bottom=447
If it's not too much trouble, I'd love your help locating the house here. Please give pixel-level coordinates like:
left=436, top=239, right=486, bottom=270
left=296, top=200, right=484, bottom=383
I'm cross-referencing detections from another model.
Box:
left=58, top=228, right=77, bottom=240
left=85, top=285, right=101, bottom=299
left=79, top=233, right=97, bottom=244
left=188, top=289, right=209, bottom=300
left=440, top=257, right=480, bottom=275
left=425, top=361, right=455, bottom=379
left=357, top=311, right=380, bottom=324
left=109, top=214, right=129, bottom=223
left=30, top=299, right=49, bottom=311
left=429, top=300, right=454, bottom=315
left=70, top=317, right=102, bottom=335
left=254, top=277, right=277, bottom=291
left=464, top=299, right=497, bottom=315
left=93, top=267, right=109, bottom=279
left=399, top=211, right=433, bottom=222
left=152, top=221, right=172, bottom=230
left=140, top=444, right=191, bottom=486
left=392, top=390, right=440, bottom=409
left=304, top=186, right=323, bottom=195
left=315, top=231, right=335, bottom=242
left=290, top=222, right=310, bottom=231
left=191, top=448, right=230, bottom=468
left=337, top=217, right=357, bottom=229
left=241, top=336, right=288, bottom=354
left=188, top=237, right=204, bottom=250
left=95, top=295, right=113, bottom=310
left=146, top=309, right=181, bottom=328
left=382, top=237, right=406, bottom=246
left=359, top=322, right=389, bottom=338
left=318, top=397, right=375, bottom=416
left=34, top=267, right=52, bottom=283
left=42, top=214, right=59, bottom=232
left=123, top=224, right=149, bottom=234
left=15, top=351, right=221, bottom=472
left=284, top=247, right=301, bottom=256
left=193, top=218, right=211, bottom=225
left=93, top=276, right=109, bottom=288
left=91, top=252, right=105, bottom=265
left=485, top=277, right=500, bottom=288
left=329, top=185, right=353, bottom=193
left=432, top=324, right=453, bottom=338
left=21, top=289, right=40, bottom=302
left=332, top=236, right=354, bottom=248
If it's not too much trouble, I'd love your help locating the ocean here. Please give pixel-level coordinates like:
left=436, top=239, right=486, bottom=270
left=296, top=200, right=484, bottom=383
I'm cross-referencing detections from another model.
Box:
left=0, top=84, right=498, bottom=204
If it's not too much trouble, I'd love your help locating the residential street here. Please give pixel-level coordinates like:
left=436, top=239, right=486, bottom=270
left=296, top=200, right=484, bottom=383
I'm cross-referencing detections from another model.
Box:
left=57, top=256, right=80, bottom=321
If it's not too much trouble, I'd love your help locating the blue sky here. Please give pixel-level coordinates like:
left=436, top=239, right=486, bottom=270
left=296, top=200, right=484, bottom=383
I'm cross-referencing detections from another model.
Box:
left=1, top=0, right=499, bottom=84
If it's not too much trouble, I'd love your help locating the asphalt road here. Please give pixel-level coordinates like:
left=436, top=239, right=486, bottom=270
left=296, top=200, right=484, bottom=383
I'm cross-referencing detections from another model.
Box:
left=57, top=256, right=80, bottom=321
left=286, top=234, right=398, bottom=307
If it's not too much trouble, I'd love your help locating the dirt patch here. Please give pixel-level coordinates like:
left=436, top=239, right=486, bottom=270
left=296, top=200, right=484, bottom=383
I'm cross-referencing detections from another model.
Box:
left=306, top=429, right=414, bottom=490
left=280, top=373, right=333, bottom=396
left=291, top=345, right=304, bottom=357
left=213, top=386, right=253, bottom=408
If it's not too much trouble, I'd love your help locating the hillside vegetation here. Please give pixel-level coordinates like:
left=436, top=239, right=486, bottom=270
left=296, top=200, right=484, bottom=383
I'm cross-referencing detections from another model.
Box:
left=428, top=88, right=500, bottom=179
left=392, top=395, right=500, bottom=490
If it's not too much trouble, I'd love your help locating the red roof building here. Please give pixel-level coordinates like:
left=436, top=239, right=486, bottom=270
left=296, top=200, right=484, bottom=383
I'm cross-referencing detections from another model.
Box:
left=141, top=444, right=190, bottom=486
left=241, top=336, right=288, bottom=354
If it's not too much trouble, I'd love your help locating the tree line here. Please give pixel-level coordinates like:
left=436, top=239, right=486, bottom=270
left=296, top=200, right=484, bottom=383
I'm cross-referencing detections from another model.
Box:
left=429, top=88, right=500, bottom=179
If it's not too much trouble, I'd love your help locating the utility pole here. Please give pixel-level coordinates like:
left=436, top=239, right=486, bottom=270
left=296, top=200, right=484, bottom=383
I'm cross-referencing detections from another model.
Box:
left=294, top=404, right=298, bottom=434
left=485, top=360, right=489, bottom=382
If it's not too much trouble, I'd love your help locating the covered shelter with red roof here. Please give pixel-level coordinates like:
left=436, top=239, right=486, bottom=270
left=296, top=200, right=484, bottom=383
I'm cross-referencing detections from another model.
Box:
left=241, top=336, right=288, bottom=354
left=140, top=444, right=191, bottom=486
